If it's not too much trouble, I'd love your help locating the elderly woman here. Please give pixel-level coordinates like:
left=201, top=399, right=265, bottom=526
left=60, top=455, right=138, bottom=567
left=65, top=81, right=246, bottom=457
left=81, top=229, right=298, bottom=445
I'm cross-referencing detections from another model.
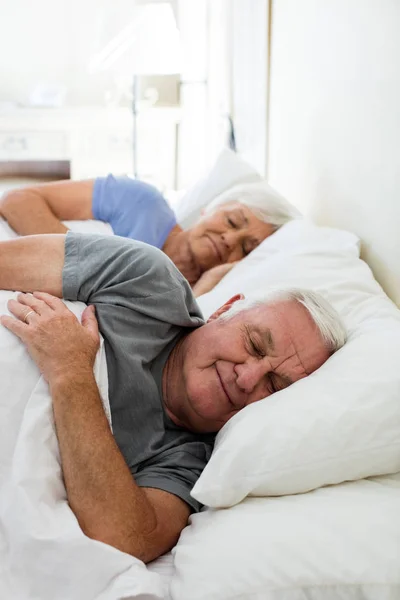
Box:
left=0, top=175, right=297, bottom=296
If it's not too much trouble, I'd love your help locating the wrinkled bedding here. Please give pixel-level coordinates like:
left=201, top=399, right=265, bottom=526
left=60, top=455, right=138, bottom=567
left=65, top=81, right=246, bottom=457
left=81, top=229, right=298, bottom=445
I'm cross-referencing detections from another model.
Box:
left=0, top=288, right=164, bottom=599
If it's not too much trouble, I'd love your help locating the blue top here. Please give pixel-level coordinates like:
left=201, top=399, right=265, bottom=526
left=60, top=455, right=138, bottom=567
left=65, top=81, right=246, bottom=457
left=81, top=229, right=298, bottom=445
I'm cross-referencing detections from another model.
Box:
left=92, top=174, right=177, bottom=249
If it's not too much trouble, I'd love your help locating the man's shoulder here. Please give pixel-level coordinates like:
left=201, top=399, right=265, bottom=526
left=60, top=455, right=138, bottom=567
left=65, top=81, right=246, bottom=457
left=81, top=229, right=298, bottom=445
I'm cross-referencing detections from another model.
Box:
left=115, top=235, right=182, bottom=281
left=64, top=232, right=204, bottom=325
left=68, top=231, right=177, bottom=278
left=75, top=232, right=190, bottom=296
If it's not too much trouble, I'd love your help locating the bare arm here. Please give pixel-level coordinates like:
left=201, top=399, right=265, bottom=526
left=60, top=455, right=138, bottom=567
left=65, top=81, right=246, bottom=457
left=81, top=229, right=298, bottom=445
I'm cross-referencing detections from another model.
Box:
left=52, top=370, right=190, bottom=562
left=0, top=179, right=95, bottom=235
left=1, top=294, right=190, bottom=562
left=0, top=235, right=65, bottom=295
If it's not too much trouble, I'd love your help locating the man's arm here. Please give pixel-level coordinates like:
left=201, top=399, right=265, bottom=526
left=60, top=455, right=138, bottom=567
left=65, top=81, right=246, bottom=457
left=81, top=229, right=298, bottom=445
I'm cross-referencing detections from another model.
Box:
left=0, top=235, right=65, bottom=295
left=0, top=180, right=94, bottom=235
left=1, top=292, right=190, bottom=562
left=52, top=371, right=190, bottom=562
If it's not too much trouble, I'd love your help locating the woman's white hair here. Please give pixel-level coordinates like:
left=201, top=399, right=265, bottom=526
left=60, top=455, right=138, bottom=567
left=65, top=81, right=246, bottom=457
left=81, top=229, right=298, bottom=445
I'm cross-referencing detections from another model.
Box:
left=219, top=288, right=347, bottom=353
left=203, top=181, right=302, bottom=230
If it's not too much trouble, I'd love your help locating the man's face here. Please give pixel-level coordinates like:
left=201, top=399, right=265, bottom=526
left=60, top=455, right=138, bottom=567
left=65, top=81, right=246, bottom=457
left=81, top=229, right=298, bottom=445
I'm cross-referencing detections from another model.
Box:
left=177, top=298, right=330, bottom=432
left=187, top=202, right=274, bottom=273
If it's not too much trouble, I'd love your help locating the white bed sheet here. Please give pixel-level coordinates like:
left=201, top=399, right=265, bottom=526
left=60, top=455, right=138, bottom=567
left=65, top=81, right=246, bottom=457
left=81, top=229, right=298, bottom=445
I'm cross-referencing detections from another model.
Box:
left=148, top=553, right=174, bottom=600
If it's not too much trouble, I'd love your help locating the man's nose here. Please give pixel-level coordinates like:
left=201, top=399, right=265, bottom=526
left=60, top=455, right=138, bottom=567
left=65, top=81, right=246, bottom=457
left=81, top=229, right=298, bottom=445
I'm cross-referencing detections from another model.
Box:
left=234, top=361, right=269, bottom=394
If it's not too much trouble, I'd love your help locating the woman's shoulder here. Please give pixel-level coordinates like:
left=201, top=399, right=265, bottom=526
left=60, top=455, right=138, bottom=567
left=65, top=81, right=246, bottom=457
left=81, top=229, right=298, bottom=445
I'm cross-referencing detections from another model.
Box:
left=107, top=175, right=169, bottom=208
left=94, top=174, right=176, bottom=246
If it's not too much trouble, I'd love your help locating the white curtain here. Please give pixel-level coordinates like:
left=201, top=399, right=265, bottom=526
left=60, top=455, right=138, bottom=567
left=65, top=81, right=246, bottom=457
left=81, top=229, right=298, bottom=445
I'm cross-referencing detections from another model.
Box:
left=206, top=0, right=233, bottom=161
left=230, top=0, right=270, bottom=176
left=176, top=0, right=232, bottom=189
left=176, top=0, right=270, bottom=188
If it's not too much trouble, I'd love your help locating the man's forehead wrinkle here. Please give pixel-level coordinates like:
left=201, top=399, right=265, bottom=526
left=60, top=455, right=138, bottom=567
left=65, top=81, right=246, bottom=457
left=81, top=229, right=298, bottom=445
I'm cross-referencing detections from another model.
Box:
left=269, top=346, right=303, bottom=384
left=269, top=302, right=310, bottom=377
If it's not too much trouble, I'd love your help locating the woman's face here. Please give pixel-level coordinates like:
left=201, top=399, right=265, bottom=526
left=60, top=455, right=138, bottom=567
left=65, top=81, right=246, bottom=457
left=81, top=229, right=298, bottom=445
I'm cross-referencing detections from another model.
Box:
left=187, top=202, right=275, bottom=273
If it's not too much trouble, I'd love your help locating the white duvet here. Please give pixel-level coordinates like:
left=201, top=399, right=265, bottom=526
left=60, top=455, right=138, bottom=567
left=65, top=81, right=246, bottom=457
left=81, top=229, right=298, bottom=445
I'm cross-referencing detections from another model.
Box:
left=0, top=212, right=165, bottom=599
left=0, top=291, right=165, bottom=600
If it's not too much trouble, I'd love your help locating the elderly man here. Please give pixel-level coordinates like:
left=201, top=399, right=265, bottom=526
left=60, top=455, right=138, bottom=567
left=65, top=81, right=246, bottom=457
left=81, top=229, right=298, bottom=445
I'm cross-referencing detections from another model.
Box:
left=0, top=233, right=346, bottom=564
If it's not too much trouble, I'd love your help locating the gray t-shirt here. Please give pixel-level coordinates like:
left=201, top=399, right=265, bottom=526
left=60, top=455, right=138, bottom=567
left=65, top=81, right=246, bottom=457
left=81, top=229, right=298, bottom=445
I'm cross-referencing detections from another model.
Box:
left=62, top=232, right=214, bottom=512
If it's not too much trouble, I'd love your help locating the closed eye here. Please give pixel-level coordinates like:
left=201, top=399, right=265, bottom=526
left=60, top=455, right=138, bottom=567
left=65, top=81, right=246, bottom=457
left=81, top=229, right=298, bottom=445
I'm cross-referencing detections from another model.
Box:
left=227, top=217, right=239, bottom=229
left=243, top=238, right=260, bottom=256
left=250, top=337, right=265, bottom=358
left=242, top=243, right=250, bottom=256
left=268, top=374, right=277, bottom=394
left=270, top=374, right=292, bottom=393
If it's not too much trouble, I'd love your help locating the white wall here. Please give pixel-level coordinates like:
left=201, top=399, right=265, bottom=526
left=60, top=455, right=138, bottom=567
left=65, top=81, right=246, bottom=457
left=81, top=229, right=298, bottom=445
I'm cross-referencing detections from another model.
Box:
left=0, top=0, right=175, bottom=107
left=268, top=0, right=400, bottom=304
left=176, top=0, right=208, bottom=188
left=231, top=0, right=270, bottom=176
left=0, top=0, right=105, bottom=105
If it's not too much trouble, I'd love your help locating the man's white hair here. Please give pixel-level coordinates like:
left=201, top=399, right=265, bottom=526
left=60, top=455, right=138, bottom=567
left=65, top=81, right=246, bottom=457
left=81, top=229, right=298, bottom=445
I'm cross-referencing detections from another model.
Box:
left=219, top=288, right=347, bottom=353
left=204, top=181, right=302, bottom=230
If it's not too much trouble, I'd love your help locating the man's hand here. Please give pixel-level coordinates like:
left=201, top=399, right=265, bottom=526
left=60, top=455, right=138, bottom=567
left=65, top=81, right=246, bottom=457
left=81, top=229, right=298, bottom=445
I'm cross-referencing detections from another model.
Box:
left=0, top=292, right=99, bottom=382
left=193, top=261, right=239, bottom=297
left=1, top=291, right=188, bottom=562
left=0, top=291, right=190, bottom=562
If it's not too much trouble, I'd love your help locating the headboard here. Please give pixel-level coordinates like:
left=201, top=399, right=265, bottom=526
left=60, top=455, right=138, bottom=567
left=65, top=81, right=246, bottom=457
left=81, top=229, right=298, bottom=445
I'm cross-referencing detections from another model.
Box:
left=267, top=0, right=400, bottom=306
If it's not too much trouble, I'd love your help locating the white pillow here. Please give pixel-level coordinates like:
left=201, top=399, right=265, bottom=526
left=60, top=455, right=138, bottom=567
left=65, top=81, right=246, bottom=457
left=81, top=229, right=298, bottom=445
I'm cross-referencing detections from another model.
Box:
left=193, top=219, right=400, bottom=507
left=172, top=473, right=400, bottom=600
left=174, top=147, right=261, bottom=228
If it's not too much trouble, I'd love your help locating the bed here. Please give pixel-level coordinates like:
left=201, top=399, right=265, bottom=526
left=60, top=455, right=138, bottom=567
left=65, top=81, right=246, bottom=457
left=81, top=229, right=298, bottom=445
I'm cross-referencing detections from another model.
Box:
left=0, top=149, right=399, bottom=599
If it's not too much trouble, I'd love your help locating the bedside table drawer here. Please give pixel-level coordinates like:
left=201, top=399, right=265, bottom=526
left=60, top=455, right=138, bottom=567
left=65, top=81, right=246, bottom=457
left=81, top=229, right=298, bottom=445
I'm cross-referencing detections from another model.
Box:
left=0, top=131, right=67, bottom=160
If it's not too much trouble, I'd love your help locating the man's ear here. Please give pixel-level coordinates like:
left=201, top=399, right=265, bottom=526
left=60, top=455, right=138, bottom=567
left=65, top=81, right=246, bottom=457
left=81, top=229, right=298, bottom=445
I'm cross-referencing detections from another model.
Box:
left=207, top=294, right=244, bottom=322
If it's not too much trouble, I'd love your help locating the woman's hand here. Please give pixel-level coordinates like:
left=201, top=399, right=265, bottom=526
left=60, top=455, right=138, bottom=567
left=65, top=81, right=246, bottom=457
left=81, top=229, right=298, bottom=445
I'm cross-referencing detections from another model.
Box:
left=193, top=262, right=239, bottom=297
left=0, top=292, right=100, bottom=384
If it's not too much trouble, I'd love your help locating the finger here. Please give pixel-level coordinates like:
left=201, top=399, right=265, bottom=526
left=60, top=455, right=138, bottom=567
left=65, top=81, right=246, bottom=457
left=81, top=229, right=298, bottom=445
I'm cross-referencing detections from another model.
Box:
left=7, top=299, right=39, bottom=324
left=32, top=291, right=64, bottom=311
left=81, top=305, right=100, bottom=342
left=16, top=292, right=52, bottom=316
left=0, top=314, right=28, bottom=339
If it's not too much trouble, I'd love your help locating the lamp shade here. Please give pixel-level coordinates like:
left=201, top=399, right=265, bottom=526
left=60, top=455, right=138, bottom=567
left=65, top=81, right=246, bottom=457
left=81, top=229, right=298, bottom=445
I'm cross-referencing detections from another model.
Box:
left=88, top=3, right=181, bottom=76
